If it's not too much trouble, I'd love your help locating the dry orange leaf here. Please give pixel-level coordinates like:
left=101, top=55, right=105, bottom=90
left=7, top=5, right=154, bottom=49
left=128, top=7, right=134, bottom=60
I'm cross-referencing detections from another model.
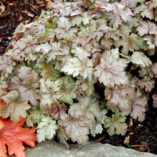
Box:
left=0, top=120, right=4, bottom=129
left=0, top=118, right=37, bottom=157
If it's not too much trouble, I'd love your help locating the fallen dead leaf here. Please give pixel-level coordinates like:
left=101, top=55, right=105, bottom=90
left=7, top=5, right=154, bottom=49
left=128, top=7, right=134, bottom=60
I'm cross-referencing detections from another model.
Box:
left=124, top=135, right=130, bottom=145
left=0, top=2, right=5, bottom=14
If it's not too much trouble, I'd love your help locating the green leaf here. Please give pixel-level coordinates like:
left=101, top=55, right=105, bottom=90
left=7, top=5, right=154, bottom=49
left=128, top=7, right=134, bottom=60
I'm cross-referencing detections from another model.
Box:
left=104, top=112, right=127, bottom=136
left=37, top=116, right=58, bottom=143
left=61, top=47, right=93, bottom=80
left=45, top=18, right=58, bottom=33
left=39, top=61, right=60, bottom=80
left=59, top=76, right=76, bottom=105
left=1, top=91, right=30, bottom=122
left=129, top=34, right=145, bottom=50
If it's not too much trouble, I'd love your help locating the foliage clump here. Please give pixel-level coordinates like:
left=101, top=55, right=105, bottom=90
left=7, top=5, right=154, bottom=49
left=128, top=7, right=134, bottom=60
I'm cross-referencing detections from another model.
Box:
left=0, top=0, right=157, bottom=146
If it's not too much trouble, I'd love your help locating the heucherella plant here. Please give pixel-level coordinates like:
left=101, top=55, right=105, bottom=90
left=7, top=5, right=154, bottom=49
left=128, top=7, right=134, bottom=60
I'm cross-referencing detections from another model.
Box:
left=0, top=0, right=157, bottom=153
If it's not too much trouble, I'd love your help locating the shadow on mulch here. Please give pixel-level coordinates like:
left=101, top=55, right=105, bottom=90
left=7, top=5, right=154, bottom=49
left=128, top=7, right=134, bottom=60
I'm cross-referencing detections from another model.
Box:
left=91, top=104, right=157, bottom=154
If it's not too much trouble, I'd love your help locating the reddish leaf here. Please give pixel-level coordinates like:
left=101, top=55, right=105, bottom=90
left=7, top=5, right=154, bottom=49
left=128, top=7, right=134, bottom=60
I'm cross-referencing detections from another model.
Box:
left=0, top=99, right=6, bottom=106
left=0, top=120, right=4, bottom=129
left=1, top=88, right=8, bottom=92
left=0, top=118, right=37, bottom=157
left=13, top=32, right=24, bottom=41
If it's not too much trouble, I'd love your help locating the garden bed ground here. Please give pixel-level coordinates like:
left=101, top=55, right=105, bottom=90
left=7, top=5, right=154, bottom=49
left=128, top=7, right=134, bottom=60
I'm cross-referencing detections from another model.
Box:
left=0, top=0, right=46, bottom=54
left=0, top=0, right=157, bottom=155
left=92, top=107, right=157, bottom=154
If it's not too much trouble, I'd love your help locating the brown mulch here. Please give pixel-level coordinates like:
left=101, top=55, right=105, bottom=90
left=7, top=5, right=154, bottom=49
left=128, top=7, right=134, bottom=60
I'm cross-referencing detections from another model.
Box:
left=0, top=0, right=157, bottom=155
left=0, top=0, right=46, bottom=54
left=92, top=107, right=157, bottom=154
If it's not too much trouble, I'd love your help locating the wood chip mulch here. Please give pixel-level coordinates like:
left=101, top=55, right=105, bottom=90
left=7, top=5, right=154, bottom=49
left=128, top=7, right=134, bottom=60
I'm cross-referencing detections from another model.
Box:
left=0, top=0, right=46, bottom=54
